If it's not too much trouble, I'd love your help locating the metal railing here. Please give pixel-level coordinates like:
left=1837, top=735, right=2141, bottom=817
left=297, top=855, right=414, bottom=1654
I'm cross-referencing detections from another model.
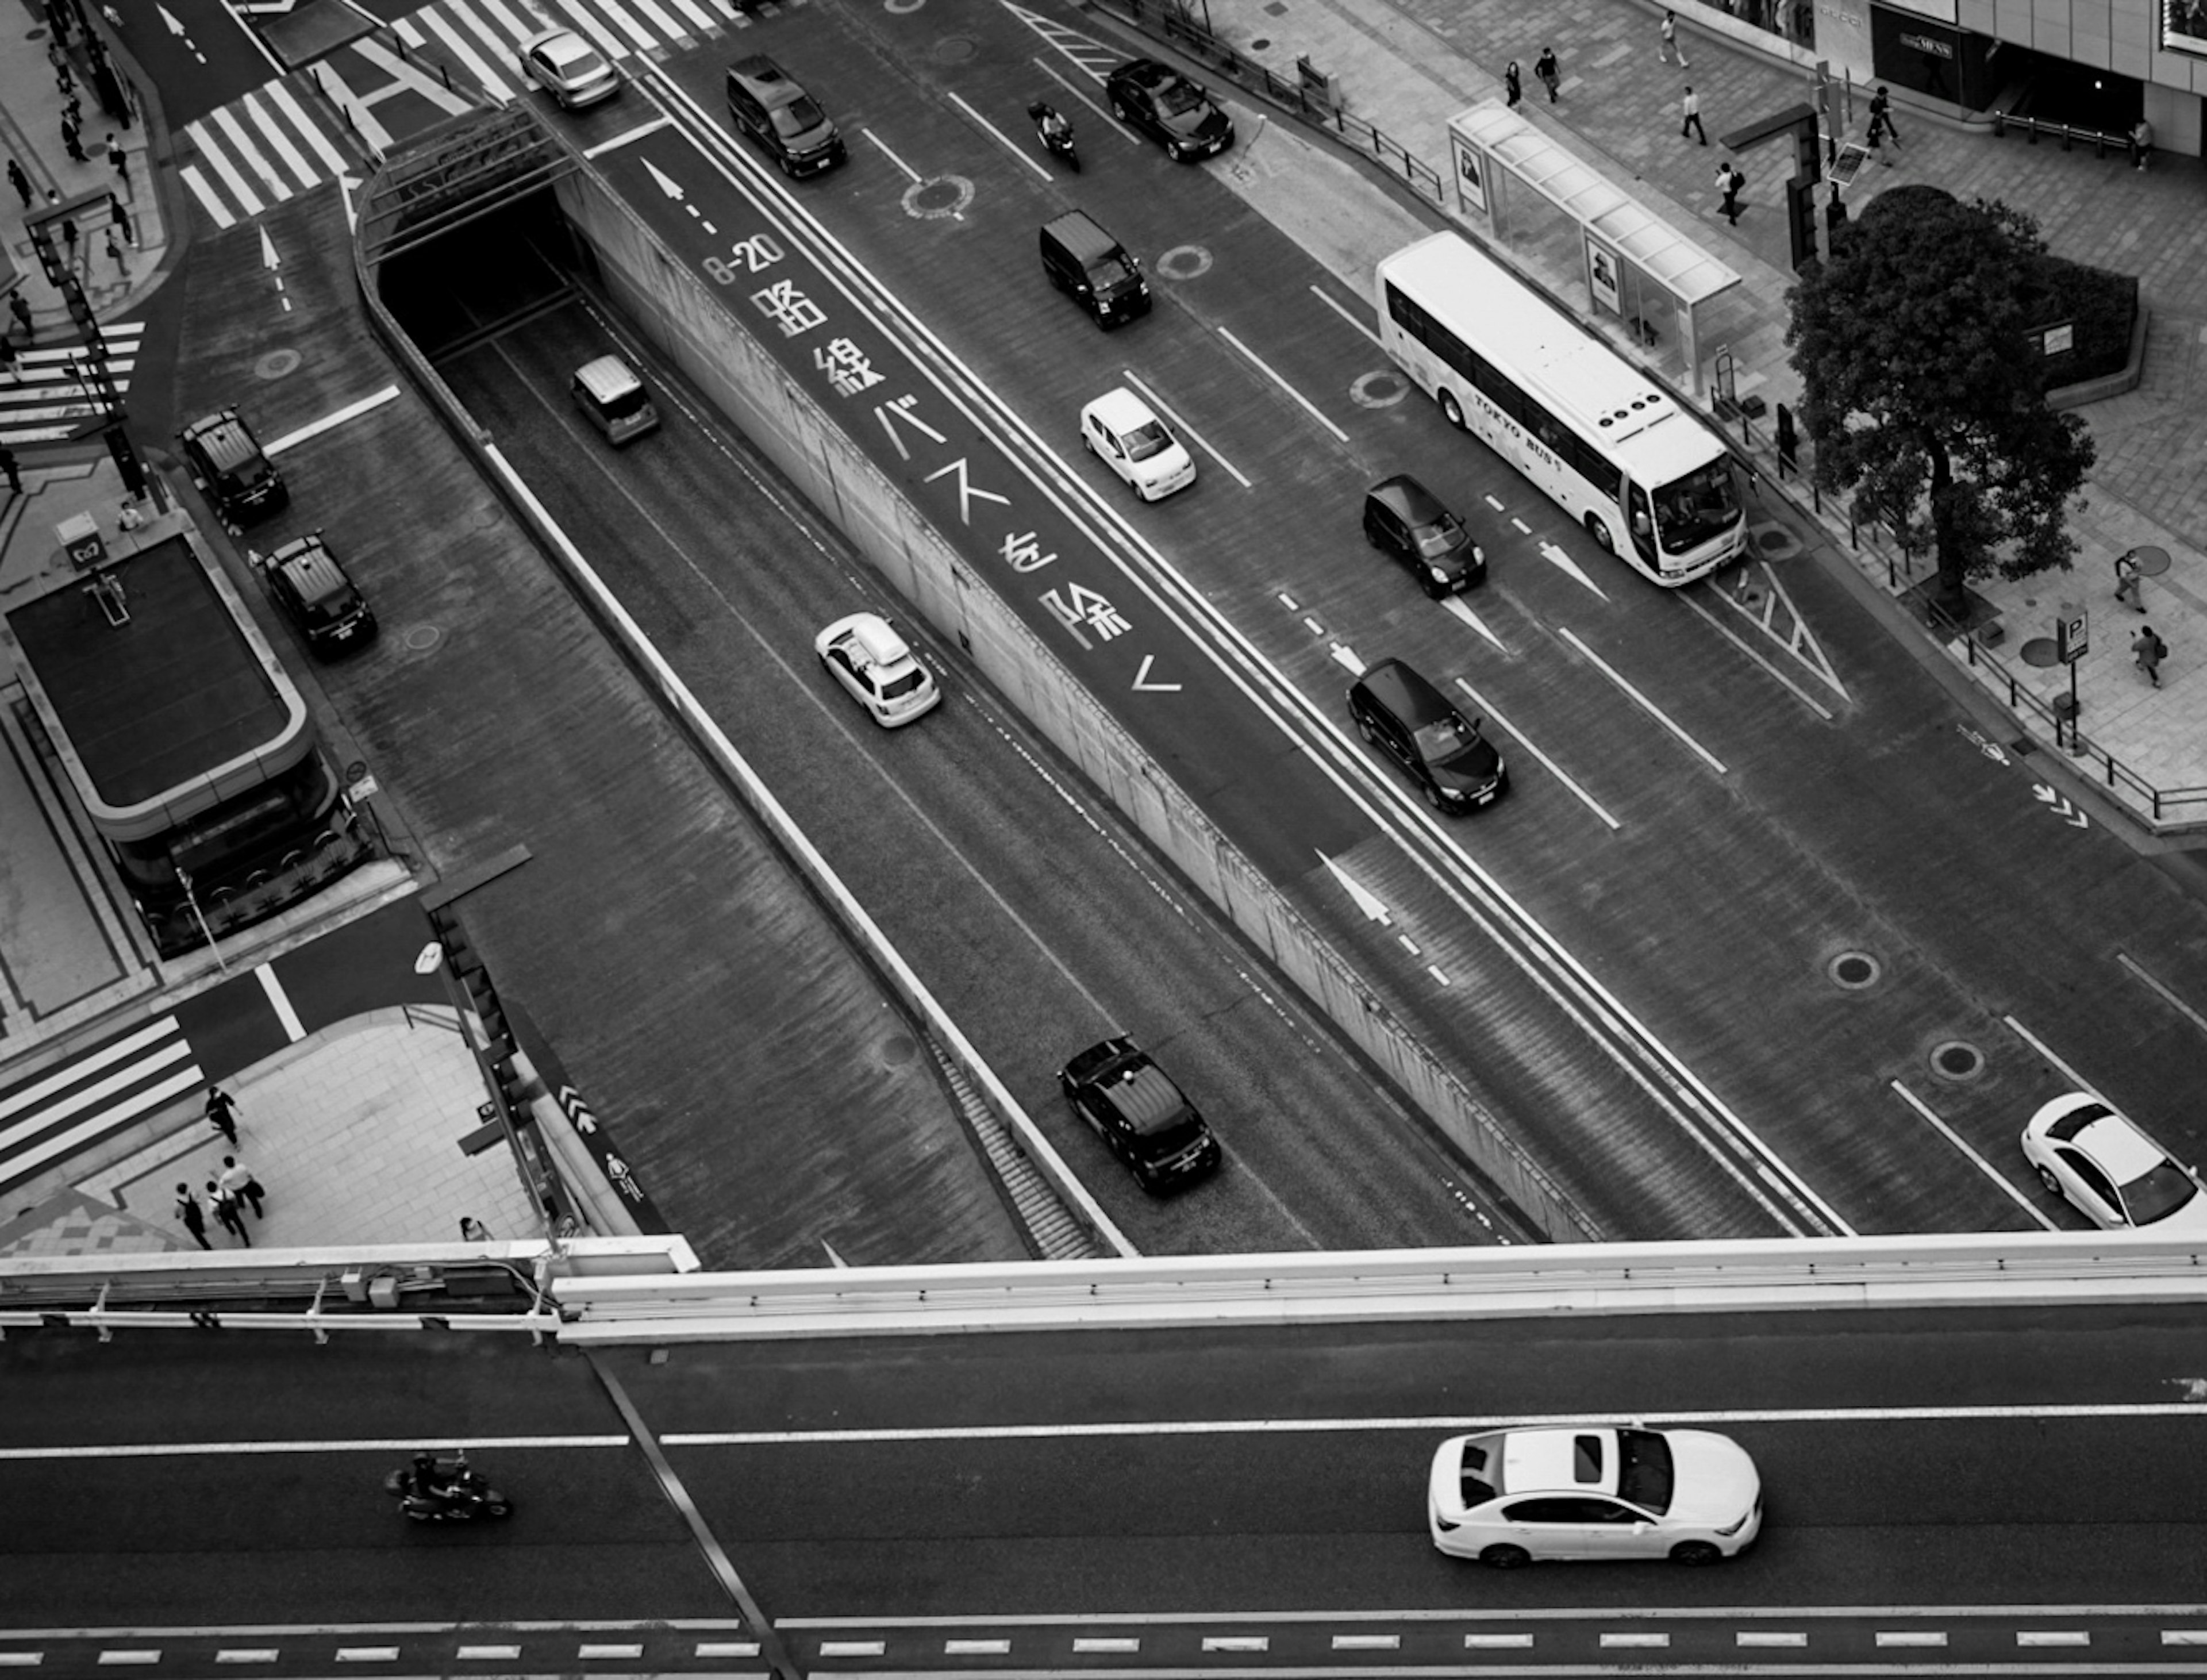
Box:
left=1990, top=110, right=2139, bottom=162
left=1088, top=0, right=1446, bottom=204
left=1707, top=406, right=2207, bottom=826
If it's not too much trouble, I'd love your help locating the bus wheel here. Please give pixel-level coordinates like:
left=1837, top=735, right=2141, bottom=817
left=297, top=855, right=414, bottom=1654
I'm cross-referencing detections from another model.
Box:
left=1585, top=514, right=1616, bottom=553
left=1439, top=390, right=1466, bottom=429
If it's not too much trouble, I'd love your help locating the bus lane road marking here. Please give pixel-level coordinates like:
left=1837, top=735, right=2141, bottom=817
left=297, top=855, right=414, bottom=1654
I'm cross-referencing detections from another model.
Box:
left=1888, top=1078, right=2061, bottom=1230
left=1558, top=626, right=1728, bottom=775
left=1120, top=372, right=1251, bottom=489
left=1451, top=677, right=1620, bottom=833
left=1216, top=325, right=1350, bottom=444
left=944, top=91, right=1053, bottom=184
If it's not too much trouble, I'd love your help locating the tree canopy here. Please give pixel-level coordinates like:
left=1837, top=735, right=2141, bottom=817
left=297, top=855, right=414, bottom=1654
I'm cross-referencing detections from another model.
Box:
left=1786, top=187, right=2096, bottom=618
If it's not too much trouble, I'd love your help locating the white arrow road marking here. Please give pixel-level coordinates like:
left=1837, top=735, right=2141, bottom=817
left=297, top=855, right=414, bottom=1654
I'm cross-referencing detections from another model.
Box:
left=2032, top=784, right=2089, bottom=828
left=1131, top=655, right=1180, bottom=692
left=1441, top=594, right=1506, bottom=650
left=1540, top=539, right=1608, bottom=599
left=1317, top=853, right=1391, bottom=925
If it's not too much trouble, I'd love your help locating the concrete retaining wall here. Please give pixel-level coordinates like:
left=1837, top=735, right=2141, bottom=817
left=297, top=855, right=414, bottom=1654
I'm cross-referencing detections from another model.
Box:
left=547, top=162, right=1597, bottom=1243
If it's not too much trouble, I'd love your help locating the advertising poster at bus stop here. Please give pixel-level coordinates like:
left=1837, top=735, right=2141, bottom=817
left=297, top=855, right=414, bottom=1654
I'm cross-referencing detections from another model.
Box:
left=1586, top=234, right=1622, bottom=317
left=1450, top=131, right=1489, bottom=221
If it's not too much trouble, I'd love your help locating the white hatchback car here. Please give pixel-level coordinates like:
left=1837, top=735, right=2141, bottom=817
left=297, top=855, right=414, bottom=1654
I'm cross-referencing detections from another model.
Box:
left=815, top=612, right=941, bottom=728
left=518, top=28, right=620, bottom=109
left=2021, top=1093, right=2207, bottom=1232
left=1081, top=387, right=1195, bottom=502
left=1428, top=1427, right=1763, bottom=1568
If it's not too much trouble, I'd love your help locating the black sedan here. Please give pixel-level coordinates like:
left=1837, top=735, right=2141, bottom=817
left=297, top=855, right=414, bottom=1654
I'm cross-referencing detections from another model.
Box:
left=1105, top=59, right=1235, bottom=162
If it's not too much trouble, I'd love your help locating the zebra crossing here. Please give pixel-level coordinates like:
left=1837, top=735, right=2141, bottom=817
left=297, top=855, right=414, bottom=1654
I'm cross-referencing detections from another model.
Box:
left=179, top=0, right=802, bottom=232
left=0, top=321, right=147, bottom=447
left=0, top=1013, right=204, bottom=1199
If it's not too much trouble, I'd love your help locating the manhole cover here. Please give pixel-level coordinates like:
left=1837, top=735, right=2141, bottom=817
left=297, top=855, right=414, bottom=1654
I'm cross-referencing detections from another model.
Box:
left=934, top=35, right=976, bottom=63
left=402, top=624, right=442, bottom=653
left=256, top=348, right=302, bottom=380
left=1827, top=951, right=1881, bottom=990
left=1154, top=244, right=1212, bottom=280
left=1351, top=369, right=1410, bottom=409
left=879, top=1032, right=918, bottom=1068
left=1929, top=1040, right=1986, bottom=1082
left=903, top=175, right=974, bottom=220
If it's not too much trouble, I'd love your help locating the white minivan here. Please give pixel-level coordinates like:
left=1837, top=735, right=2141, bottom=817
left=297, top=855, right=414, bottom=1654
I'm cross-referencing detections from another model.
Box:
left=571, top=355, right=660, bottom=446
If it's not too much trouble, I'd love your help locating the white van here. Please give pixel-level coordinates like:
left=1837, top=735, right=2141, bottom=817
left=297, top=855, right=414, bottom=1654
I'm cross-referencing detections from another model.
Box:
left=571, top=355, right=660, bottom=446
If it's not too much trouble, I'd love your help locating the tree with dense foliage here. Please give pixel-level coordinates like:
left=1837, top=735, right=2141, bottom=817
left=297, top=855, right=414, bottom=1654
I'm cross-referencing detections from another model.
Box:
left=1786, top=187, right=2095, bottom=620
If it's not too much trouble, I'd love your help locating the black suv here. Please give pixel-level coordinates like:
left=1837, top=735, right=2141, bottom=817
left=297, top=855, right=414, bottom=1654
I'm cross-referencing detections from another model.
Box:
left=1060, top=1035, right=1222, bottom=1193
left=725, top=54, right=845, bottom=176
left=179, top=407, right=287, bottom=526
left=1347, top=658, right=1505, bottom=813
left=1105, top=59, right=1234, bottom=162
left=255, top=532, right=376, bottom=656
left=1364, top=474, right=1485, bottom=597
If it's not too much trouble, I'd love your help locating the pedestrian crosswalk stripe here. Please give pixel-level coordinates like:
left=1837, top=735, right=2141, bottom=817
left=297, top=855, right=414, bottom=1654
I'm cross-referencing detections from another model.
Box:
left=241, top=87, right=326, bottom=193
left=214, top=103, right=298, bottom=205
left=0, top=1014, right=205, bottom=1198
left=184, top=120, right=268, bottom=226
left=178, top=0, right=812, bottom=231
left=417, top=8, right=514, bottom=102
left=265, top=79, right=353, bottom=176
left=1, top=326, right=146, bottom=445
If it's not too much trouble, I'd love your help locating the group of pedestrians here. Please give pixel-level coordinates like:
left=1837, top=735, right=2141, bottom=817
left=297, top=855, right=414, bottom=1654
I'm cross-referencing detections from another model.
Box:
left=172, top=1087, right=274, bottom=1251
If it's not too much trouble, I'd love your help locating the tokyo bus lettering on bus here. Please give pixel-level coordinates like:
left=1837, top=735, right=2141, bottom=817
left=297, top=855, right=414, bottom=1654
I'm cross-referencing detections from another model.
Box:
left=1371, top=232, right=1745, bottom=586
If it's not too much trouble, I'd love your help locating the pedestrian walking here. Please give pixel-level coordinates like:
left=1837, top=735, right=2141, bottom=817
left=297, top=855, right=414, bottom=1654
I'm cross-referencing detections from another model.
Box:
left=1504, top=59, right=1522, bottom=110
left=2130, top=116, right=2154, bottom=171
left=55, top=60, right=74, bottom=99
left=205, top=1085, right=240, bottom=1147
left=1659, top=9, right=1689, bottom=65
left=6, top=159, right=30, bottom=209
left=2114, top=549, right=2146, bottom=611
left=0, top=445, right=19, bottom=496
left=1681, top=84, right=1708, bottom=144
left=175, top=1183, right=212, bottom=1251
left=1534, top=45, right=1560, bottom=102
left=106, top=134, right=129, bottom=194
left=46, top=37, right=67, bottom=75
left=60, top=215, right=78, bottom=262
left=60, top=116, right=86, bottom=165
left=0, top=337, right=15, bottom=385
left=459, top=1216, right=493, bottom=1242
left=103, top=226, right=125, bottom=273
left=219, top=1154, right=265, bottom=1218
left=1868, top=85, right=1902, bottom=148
left=9, top=293, right=33, bottom=342
left=1824, top=179, right=1849, bottom=243
left=1717, top=160, right=1745, bottom=224
left=2135, top=624, right=2168, bottom=687
left=207, top=1177, right=252, bottom=1246
left=107, top=192, right=133, bottom=244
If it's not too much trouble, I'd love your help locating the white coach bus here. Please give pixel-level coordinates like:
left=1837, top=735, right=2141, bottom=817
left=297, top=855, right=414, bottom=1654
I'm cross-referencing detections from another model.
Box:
left=1374, top=232, right=1746, bottom=586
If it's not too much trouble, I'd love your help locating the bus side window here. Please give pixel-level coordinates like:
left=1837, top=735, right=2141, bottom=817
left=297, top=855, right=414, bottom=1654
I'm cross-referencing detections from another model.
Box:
left=1627, top=482, right=1658, bottom=562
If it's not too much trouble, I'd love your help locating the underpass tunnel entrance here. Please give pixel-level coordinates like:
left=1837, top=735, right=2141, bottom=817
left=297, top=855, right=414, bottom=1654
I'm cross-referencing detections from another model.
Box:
left=357, top=104, right=599, bottom=385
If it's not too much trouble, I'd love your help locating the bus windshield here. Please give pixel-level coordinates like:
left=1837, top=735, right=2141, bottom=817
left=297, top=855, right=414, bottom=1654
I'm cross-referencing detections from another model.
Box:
left=1652, top=460, right=1741, bottom=554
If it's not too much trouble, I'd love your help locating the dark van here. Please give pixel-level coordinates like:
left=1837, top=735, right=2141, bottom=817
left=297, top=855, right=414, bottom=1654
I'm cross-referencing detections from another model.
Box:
left=1363, top=474, right=1485, bottom=597
left=725, top=53, right=844, bottom=177
left=1039, top=210, right=1151, bottom=329
left=1347, top=658, right=1506, bottom=813
left=178, top=407, right=288, bottom=526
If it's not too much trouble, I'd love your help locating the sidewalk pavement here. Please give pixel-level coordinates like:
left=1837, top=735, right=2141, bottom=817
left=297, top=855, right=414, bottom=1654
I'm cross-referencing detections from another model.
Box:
left=0, top=1006, right=547, bottom=1259
left=0, top=5, right=171, bottom=353
left=1190, top=0, right=2207, bottom=829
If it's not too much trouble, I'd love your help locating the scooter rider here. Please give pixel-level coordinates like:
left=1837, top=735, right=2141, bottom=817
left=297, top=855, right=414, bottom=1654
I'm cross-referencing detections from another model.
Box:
left=1028, top=100, right=1072, bottom=148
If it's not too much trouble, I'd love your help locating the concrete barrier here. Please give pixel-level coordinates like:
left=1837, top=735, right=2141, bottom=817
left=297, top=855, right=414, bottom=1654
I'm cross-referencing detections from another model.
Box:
left=543, top=137, right=1598, bottom=1244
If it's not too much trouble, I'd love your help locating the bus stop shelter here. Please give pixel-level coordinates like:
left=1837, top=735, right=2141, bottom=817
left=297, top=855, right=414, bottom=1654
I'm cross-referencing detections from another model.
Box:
left=1446, top=102, right=1741, bottom=398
